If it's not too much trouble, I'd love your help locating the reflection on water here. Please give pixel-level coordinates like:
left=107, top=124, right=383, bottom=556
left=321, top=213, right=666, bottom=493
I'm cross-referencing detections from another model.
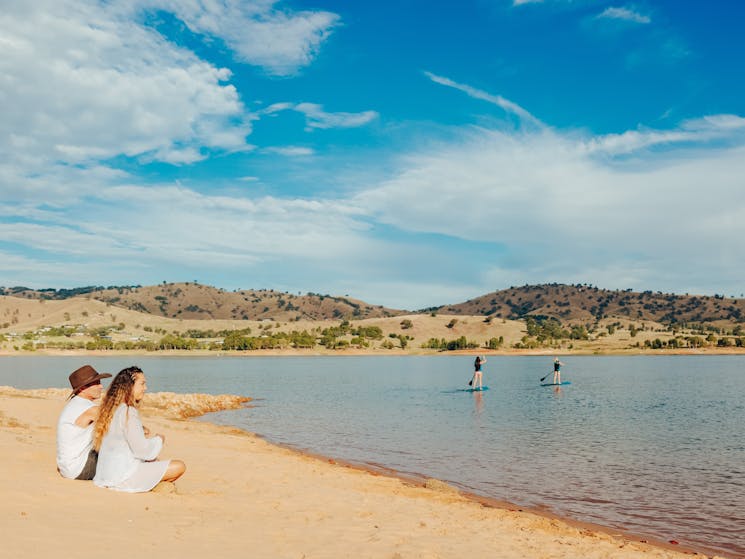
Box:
left=472, top=391, right=484, bottom=416
left=1, top=354, right=744, bottom=558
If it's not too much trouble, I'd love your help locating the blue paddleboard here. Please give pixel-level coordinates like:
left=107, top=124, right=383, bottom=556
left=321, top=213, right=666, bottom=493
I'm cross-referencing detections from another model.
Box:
left=466, top=386, right=489, bottom=392
left=541, top=381, right=571, bottom=386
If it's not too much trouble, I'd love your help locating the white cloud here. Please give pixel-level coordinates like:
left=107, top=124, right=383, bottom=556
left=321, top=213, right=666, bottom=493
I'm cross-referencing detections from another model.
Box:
left=424, top=72, right=543, bottom=127
left=261, top=102, right=379, bottom=131
left=0, top=0, right=347, bottom=221
left=2, top=114, right=744, bottom=307
left=0, top=250, right=84, bottom=281
left=0, top=160, right=129, bottom=206
left=583, top=114, right=745, bottom=155
left=149, top=0, right=341, bottom=76
left=295, top=103, right=379, bottom=130
left=0, top=0, right=250, bottom=174
left=0, top=179, right=378, bottom=286
left=0, top=1, right=379, bottom=300
left=86, top=185, right=371, bottom=263
left=0, top=2, right=742, bottom=307
left=353, top=118, right=745, bottom=297
left=0, top=0, right=340, bottom=184
left=597, top=7, right=651, bottom=24
left=262, top=146, right=315, bottom=157
left=263, top=102, right=296, bottom=114
left=0, top=223, right=123, bottom=257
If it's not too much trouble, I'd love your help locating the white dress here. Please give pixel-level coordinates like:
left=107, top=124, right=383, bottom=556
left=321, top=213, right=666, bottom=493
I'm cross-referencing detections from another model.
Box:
left=93, top=403, right=169, bottom=492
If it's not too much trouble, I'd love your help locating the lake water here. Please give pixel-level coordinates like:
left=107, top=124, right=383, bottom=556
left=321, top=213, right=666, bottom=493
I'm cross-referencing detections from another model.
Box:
left=2, top=355, right=743, bottom=558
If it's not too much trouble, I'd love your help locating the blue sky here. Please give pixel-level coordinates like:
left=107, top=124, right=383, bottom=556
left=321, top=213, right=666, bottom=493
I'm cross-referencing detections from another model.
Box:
left=2, top=0, right=744, bottom=309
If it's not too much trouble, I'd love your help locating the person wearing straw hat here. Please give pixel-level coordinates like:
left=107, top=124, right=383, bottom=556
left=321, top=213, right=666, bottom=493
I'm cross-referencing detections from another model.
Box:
left=56, top=364, right=112, bottom=480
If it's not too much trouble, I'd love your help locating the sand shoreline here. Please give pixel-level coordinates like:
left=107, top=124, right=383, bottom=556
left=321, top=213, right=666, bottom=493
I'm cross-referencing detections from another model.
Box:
left=2, top=347, right=745, bottom=357
left=246, top=428, right=730, bottom=559
left=1, top=386, right=731, bottom=559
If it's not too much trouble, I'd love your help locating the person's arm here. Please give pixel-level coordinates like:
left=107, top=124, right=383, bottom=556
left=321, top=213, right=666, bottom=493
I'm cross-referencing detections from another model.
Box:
left=124, top=407, right=163, bottom=461
left=74, top=405, right=99, bottom=428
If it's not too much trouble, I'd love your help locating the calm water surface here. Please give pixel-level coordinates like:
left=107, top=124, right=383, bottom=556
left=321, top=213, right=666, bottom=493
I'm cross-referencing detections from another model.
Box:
left=2, top=355, right=744, bottom=558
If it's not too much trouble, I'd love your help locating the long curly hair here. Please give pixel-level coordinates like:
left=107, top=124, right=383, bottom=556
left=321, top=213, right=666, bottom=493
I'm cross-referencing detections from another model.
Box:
left=92, top=366, right=143, bottom=451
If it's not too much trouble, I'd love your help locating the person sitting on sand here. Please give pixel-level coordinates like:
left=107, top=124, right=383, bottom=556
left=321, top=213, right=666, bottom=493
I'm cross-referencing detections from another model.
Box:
left=469, top=355, right=486, bottom=389
left=56, top=365, right=112, bottom=480
left=552, top=357, right=564, bottom=384
left=92, top=366, right=185, bottom=492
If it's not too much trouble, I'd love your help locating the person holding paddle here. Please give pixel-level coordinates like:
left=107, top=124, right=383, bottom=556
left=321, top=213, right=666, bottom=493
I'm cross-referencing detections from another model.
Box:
left=469, top=355, right=486, bottom=389
left=539, top=357, right=568, bottom=385
left=552, top=357, right=564, bottom=384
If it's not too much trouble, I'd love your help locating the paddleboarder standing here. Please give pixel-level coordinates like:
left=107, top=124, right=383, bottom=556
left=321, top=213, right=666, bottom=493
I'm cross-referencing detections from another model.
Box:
left=469, top=355, right=486, bottom=389
left=552, top=357, right=564, bottom=384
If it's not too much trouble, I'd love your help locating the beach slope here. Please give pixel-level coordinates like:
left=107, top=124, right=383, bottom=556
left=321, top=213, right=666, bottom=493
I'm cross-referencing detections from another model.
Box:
left=0, top=387, right=717, bottom=559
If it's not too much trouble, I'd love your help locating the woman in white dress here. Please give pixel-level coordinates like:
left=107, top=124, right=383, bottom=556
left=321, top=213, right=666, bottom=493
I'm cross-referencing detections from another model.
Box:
left=92, top=366, right=185, bottom=492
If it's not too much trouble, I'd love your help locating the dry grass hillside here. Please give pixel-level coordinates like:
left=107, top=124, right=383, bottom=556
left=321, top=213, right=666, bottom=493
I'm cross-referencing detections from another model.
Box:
left=5, top=282, right=745, bottom=329
left=2, top=283, right=744, bottom=354
left=2, top=283, right=405, bottom=321
left=434, top=283, right=745, bottom=328
left=0, top=294, right=528, bottom=353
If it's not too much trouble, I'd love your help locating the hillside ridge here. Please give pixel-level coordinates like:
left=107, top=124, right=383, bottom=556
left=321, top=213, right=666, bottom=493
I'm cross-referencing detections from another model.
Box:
left=431, top=283, right=745, bottom=327
left=2, top=282, right=744, bottom=327
left=0, top=283, right=405, bottom=321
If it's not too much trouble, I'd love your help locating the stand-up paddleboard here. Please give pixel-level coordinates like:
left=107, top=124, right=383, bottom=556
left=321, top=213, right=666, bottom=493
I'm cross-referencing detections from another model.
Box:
left=464, top=386, right=489, bottom=392
left=541, top=381, right=571, bottom=386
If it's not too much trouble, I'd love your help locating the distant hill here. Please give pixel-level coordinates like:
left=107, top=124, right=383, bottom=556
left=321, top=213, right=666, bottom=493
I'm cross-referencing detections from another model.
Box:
left=430, top=283, right=745, bottom=327
left=3, top=282, right=744, bottom=327
left=0, top=283, right=405, bottom=321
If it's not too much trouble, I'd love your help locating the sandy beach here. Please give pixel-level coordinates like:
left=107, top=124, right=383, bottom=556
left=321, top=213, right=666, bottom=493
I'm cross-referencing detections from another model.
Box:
left=0, top=387, right=723, bottom=559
